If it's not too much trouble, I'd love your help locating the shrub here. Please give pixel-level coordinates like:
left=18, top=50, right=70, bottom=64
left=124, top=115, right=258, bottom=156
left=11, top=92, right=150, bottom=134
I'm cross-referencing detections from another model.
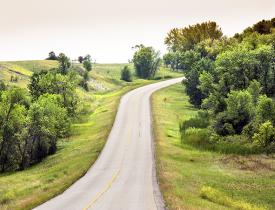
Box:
left=120, top=66, right=132, bottom=82
left=253, top=121, right=275, bottom=148
left=179, top=111, right=210, bottom=133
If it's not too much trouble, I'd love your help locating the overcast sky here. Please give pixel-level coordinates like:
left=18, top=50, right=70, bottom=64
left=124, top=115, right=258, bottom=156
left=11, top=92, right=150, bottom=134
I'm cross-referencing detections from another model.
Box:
left=0, top=0, right=274, bottom=63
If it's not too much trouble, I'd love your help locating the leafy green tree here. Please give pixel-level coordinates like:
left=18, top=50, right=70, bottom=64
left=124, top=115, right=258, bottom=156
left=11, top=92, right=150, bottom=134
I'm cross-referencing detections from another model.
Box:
left=214, top=90, right=254, bottom=135
left=199, top=71, right=215, bottom=97
left=256, top=95, right=275, bottom=124
left=58, top=53, right=71, bottom=74
left=133, top=46, right=161, bottom=79
left=80, top=71, right=89, bottom=91
left=183, top=68, right=203, bottom=107
left=0, top=88, right=29, bottom=172
left=247, top=80, right=262, bottom=105
left=215, top=46, right=258, bottom=91
left=120, top=66, right=132, bottom=82
left=253, top=45, right=274, bottom=95
left=226, top=90, right=254, bottom=133
left=28, top=94, right=70, bottom=163
left=29, top=71, right=78, bottom=116
left=83, top=60, right=92, bottom=72
left=253, top=121, right=275, bottom=147
left=165, top=21, right=223, bottom=52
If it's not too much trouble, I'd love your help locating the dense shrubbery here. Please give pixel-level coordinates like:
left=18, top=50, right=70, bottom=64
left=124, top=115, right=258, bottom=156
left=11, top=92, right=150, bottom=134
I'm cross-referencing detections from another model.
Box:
left=165, top=19, right=275, bottom=153
left=120, top=66, right=132, bottom=82
left=0, top=54, right=80, bottom=172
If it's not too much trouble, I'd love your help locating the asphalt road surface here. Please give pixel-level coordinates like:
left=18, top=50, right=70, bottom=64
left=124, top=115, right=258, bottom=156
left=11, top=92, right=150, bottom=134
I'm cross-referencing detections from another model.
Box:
left=34, top=77, right=183, bottom=210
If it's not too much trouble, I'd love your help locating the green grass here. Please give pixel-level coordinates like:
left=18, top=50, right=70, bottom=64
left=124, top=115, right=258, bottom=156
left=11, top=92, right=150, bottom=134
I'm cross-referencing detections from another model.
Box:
left=152, top=84, right=275, bottom=210
left=0, top=61, right=182, bottom=209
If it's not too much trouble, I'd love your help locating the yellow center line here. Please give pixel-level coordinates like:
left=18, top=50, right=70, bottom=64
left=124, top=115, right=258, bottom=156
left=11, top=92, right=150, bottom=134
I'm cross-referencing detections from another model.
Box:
left=82, top=168, right=121, bottom=210
left=82, top=99, right=138, bottom=210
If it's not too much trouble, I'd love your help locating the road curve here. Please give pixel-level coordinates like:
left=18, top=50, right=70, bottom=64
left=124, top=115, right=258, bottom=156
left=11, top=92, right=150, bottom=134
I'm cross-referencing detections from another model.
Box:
left=34, top=77, right=184, bottom=210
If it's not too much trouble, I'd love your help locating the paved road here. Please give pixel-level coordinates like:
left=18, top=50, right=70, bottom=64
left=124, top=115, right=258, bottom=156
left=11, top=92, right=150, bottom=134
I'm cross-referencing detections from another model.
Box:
left=34, top=77, right=183, bottom=210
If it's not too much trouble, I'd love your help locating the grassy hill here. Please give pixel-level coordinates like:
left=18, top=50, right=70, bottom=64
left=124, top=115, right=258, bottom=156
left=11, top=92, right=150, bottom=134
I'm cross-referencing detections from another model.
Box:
left=0, top=60, right=180, bottom=91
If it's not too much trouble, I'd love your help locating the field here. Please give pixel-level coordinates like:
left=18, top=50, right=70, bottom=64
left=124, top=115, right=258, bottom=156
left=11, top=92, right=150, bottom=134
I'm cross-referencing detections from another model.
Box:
left=0, top=60, right=182, bottom=210
left=0, top=60, right=180, bottom=91
left=152, top=84, right=275, bottom=210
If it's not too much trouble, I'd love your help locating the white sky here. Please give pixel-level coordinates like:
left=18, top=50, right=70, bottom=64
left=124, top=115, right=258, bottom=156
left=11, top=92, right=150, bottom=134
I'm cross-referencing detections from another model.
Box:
left=0, top=0, right=274, bottom=63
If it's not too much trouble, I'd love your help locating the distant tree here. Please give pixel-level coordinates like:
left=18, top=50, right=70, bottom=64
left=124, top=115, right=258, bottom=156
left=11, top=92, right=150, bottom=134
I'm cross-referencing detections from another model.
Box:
left=46, top=51, right=58, bottom=60
left=165, top=21, right=223, bottom=52
left=120, top=66, right=132, bottom=82
left=80, top=71, right=89, bottom=91
left=84, top=54, right=91, bottom=62
left=78, top=56, right=84, bottom=63
left=58, top=53, right=71, bottom=74
left=83, top=60, right=92, bottom=72
left=132, top=46, right=161, bottom=79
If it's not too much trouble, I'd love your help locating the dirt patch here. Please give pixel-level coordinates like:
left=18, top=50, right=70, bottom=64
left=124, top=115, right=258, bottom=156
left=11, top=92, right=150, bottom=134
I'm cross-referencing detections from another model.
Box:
left=220, top=154, right=275, bottom=172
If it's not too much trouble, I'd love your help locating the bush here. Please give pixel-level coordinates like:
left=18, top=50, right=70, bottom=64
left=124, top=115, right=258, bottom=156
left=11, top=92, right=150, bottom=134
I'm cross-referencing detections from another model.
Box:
left=180, top=111, right=210, bottom=133
left=120, top=66, right=132, bottom=82
left=253, top=121, right=275, bottom=148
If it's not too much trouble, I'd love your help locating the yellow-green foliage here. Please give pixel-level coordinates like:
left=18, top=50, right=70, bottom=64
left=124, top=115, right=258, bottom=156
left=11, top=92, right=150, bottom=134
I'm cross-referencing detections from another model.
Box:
left=200, top=186, right=267, bottom=210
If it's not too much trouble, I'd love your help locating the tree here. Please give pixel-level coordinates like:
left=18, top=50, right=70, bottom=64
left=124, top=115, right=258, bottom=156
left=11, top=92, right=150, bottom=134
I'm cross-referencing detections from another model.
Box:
left=28, top=71, right=78, bottom=116
left=253, top=45, right=274, bottom=95
left=27, top=94, right=69, bottom=163
left=0, top=88, right=29, bottom=172
left=78, top=56, right=84, bottom=63
left=247, top=80, right=262, bottom=105
left=46, top=51, right=58, bottom=60
left=256, top=95, right=275, bottom=124
left=84, top=54, right=91, bottom=61
left=121, top=66, right=132, bottom=82
left=215, top=46, right=258, bottom=91
left=165, top=21, right=223, bottom=52
left=80, top=71, right=89, bottom=91
left=83, top=60, right=92, bottom=72
left=253, top=121, right=275, bottom=147
left=58, top=53, right=71, bottom=74
left=199, top=71, right=215, bottom=97
left=183, top=68, right=203, bottom=107
left=224, top=90, right=254, bottom=134
left=132, top=46, right=161, bottom=79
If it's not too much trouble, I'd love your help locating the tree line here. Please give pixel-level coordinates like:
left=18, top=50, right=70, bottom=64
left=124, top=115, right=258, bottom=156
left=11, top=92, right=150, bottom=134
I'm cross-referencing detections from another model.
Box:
left=0, top=53, right=93, bottom=172
left=163, top=19, right=275, bottom=153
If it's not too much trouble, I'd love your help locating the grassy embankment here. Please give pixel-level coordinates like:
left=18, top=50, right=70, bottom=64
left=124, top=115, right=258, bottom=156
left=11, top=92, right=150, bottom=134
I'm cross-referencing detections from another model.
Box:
left=152, top=84, right=275, bottom=210
left=0, top=60, right=181, bottom=210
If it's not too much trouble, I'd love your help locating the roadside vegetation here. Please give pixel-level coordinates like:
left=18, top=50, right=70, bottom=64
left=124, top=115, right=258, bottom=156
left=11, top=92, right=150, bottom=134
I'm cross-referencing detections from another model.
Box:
left=163, top=18, right=275, bottom=154
left=0, top=50, right=181, bottom=209
left=152, top=84, right=275, bottom=210
left=152, top=18, right=275, bottom=210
